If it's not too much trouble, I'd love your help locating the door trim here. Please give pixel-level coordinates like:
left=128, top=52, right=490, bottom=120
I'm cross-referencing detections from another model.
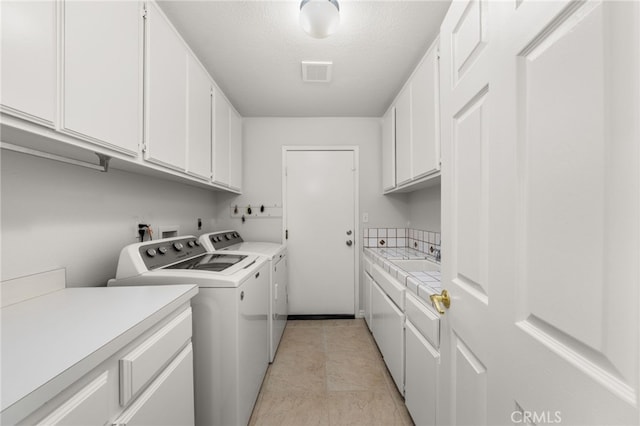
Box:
left=282, top=146, right=360, bottom=317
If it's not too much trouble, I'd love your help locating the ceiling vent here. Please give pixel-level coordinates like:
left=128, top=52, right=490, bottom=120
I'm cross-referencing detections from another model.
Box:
left=301, top=61, right=332, bottom=83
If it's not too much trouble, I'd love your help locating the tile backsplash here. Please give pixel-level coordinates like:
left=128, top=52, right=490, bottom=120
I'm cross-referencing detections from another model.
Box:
left=363, top=228, right=441, bottom=262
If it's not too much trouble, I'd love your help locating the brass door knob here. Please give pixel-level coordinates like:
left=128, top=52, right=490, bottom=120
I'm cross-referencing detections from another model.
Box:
left=430, top=289, right=450, bottom=314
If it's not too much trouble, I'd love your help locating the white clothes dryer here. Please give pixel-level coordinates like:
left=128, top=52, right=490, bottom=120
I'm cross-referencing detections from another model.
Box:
left=199, top=230, right=287, bottom=362
left=108, top=236, right=269, bottom=426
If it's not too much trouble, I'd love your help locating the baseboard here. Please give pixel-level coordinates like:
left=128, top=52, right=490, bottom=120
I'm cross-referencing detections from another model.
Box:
left=288, top=314, right=355, bottom=320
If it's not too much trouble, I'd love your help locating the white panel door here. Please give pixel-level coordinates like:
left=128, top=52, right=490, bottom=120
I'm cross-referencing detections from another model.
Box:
left=440, top=0, right=640, bottom=425
left=186, top=54, right=212, bottom=180
left=439, top=0, right=493, bottom=424
left=0, top=0, right=56, bottom=126
left=284, top=149, right=356, bottom=315
left=63, top=1, right=141, bottom=156
left=411, top=39, right=440, bottom=180
left=213, top=89, right=230, bottom=186
left=489, top=1, right=640, bottom=424
left=145, top=2, right=187, bottom=171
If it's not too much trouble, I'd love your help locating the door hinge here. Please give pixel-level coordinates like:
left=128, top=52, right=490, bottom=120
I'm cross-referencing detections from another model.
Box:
left=141, top=143, right=147, bottom=153
left=141, top=4, right=148, bottom=19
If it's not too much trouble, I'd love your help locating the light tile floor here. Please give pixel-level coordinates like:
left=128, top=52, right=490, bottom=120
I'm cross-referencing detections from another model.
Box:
left=249, top=319, right=414, bottom=426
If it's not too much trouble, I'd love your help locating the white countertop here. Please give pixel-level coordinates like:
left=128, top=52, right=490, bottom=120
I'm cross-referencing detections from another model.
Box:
left=1, top=284, right=198, bottom=421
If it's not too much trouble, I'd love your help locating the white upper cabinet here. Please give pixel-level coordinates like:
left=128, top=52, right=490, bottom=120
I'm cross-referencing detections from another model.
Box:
left=1, top=0, right=240, bottom=193
left=385, top=37, right=441, bottom=193
left=213, top=88, right=230, bottom=187
left=186, top=55, right=213, bottom=181
left=229, top=108, right=242, bottom=191
left=382, top=107, right=396, bottom=192
left=411, top=39, right=440, bottom=179
left=395, top=86, right=412, bottom=186
left=62, top=1, right=142, bottom=156
left=144, top=1, right=187, bottom=171
left=0, top=1, right=56, bottom=126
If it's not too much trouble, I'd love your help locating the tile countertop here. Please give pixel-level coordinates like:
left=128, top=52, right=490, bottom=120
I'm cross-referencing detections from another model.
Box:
left=364, top=247, right=442, bottom=305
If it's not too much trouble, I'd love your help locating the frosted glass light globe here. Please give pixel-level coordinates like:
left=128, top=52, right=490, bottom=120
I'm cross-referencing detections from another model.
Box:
left=300, top=0, right=340, bottom=39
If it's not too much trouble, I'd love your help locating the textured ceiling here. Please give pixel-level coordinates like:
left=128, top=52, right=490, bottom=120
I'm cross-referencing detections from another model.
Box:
left=157, top=0, right=451, bottom=117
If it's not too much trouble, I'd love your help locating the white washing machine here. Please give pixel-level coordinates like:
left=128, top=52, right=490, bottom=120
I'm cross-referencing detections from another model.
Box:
left=199, top=230, right=287, bottom=362
left=108, top=236, right=269, bottom=426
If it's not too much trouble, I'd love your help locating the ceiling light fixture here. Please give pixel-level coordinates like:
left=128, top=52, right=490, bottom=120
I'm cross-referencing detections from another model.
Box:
left=299, top=0, right=340, bottom=39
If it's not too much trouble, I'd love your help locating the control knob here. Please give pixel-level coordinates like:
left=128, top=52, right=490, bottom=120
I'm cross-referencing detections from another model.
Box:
left=173, top=242, right=184, bottom=251
left=158, top=247, right=168, bottom=255
left=188, top=241, right=195, bottom=248
left=146, top=248, right=157, bottom=257
left=194, top=240, right=200, bottom=246
left=225, top=234, right=231, bottom=240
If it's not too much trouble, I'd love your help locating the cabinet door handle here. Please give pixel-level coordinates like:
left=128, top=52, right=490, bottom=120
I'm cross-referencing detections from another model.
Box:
left=346, top=240, right=353, bottom=247
left=255, top=272, right=260, bottom=279
left=430, top=289, right=450, bottom=315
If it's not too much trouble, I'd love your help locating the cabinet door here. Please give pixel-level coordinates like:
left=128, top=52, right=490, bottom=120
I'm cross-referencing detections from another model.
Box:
left=405, top=321, right=439, bottom=426
left=113, top=344, right=194, bottom=426
left=212, top=89, right=230, bottom=186
left=411, top=39, right=440, bottom=179
left=382, top=107, right=396, bottom=192
left=145, top=2, right=187, bottom=171
left=36, top=372, right=109, bottom=426
left=237, top=265, right=269, bottom=426
left=0, top=1, right=56, bottom=126
left=271, top=253, right=288, bottom=361
left=395, top=87, right=412, bottom=185
left=62, top=1, right=141, bottom=156
left=371, top=282, right=405, bottom=394
left=228, top=108, right=242, bottom=191
left=363, top=272, right=373, bottom=330
left=186, top=55, right=212, bottom=180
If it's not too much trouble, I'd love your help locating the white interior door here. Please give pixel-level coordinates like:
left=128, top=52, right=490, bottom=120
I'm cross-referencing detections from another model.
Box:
left=284, top=149, right=356, bottom=315
left=439, top=0, right=493, bottom=424
left=440, top=0, right=640, bottom=425
left=492, top=1, right=640, bottom=424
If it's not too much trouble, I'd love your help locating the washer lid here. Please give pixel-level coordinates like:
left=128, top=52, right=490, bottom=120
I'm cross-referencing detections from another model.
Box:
left=164, top=253, right=247, bottom=272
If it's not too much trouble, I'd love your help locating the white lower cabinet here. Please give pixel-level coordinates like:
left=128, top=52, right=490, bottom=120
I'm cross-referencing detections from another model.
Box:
left=405, top=321, right=439, bottom=426
left=35, top=372, right=110, bottom=426
left=113, top=344, right=194, bottom=426
left=371, top=281, right=405, bottom=394
left=15, top=306, right=195, bottom=426
left=363, top=272, right=373, bottom=331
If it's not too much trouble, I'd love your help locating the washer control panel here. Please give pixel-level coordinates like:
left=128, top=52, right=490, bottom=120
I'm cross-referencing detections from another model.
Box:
left=138, top=237, right=205, bottom=270
left=208, top=231, right=243, bottom=250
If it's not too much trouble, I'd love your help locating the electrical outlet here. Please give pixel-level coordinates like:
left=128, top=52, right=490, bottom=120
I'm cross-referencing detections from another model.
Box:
left=134, top=217, right=147, bottom=240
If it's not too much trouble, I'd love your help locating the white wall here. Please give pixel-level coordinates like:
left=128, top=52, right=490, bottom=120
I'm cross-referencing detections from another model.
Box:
left=1, top=150, right=217, bottom=287
left=214, top=117, right=409, bottom=241
left=407, top=185, right=441, bottom=232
